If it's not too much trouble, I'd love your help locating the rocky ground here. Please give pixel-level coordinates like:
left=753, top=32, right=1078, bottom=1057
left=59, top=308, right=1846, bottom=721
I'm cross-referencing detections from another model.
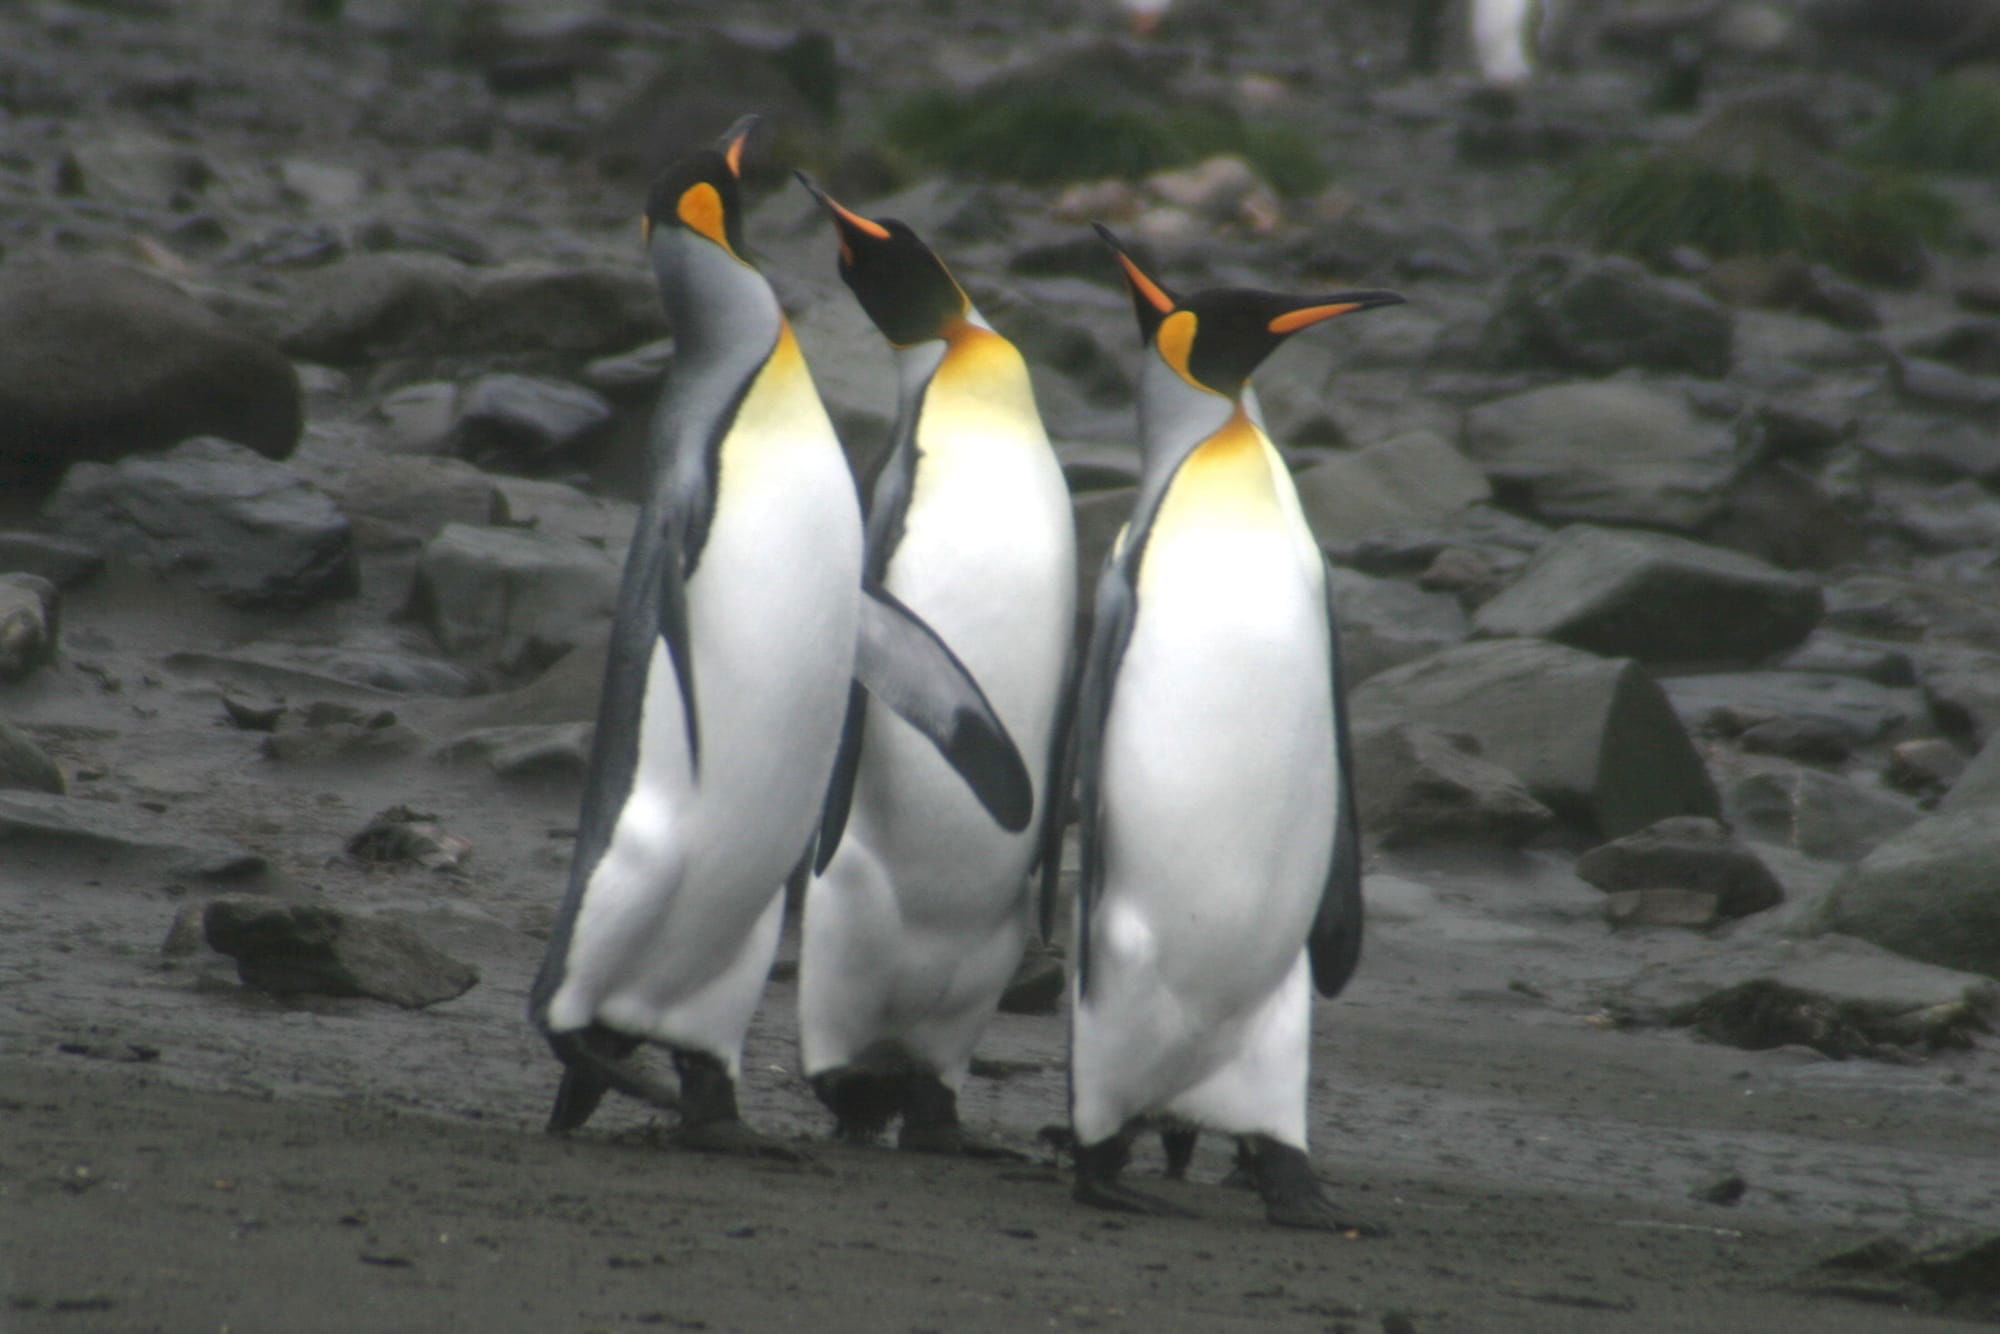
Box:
left=4, top=0, right=2000, bottom=1330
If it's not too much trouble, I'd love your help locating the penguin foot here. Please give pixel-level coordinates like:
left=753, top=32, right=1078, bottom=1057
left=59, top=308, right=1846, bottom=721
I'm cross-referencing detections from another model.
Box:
left=544, top=1025, right=672, bottom=1133
left=810, top=1063, right=905, bottom=1146
left=661, top=1048, right=809, bottom=1162
left=893, top=1073, right=1026, bottom=1159
left=1249, top=1136, right=1382, bottom=1236
left=1073, top=1135, right=1193, bottom=1217
left=1159, top=1126, right=1198, bottom=1181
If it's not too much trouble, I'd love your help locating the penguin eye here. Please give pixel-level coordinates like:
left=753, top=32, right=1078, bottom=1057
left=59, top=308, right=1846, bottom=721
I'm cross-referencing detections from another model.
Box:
left=676, top=182, right=736, bottom=256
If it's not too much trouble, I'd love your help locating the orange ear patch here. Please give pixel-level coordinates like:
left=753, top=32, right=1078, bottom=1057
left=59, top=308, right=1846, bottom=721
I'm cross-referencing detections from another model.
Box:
left=1267, top=302, right=1362, bottom=334
left=828, top=198, right=890, bottom=241
left=1155, top=309, right=1201, bottom=386
left=724, top=128, right=750, bottom=179
left=677, top=182, right=734, bottom=254
left=1115, top=249, right=1176, bottom=315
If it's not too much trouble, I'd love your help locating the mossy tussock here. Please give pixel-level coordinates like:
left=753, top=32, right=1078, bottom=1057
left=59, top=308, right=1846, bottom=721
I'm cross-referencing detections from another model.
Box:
left=881, top=89, right=1328, bottom=196
left=1857, top=73, right=2000, bottom=175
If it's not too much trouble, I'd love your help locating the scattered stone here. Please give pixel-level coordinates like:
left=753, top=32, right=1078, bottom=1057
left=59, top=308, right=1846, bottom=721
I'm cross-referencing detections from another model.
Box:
left=452, top=373, right=614, bottom=471
left=1671, top=978, right=1989, bottom=1059
left=0, top=791, right=261, bottom=878
left=1350, top=638, right=1719, bottom=838
left=1473, top=525, right=1821, bottom=666
left=1692, top=1173, right=1747, bottom=1206
left=1352, top=720, right=1554, bottom=848
left=1915, top=642, right=2000, bottom=747
left=1293, top=430, right=1491, bottom=547
left=43, top=437, right=358, bottom=610
left=346, top=805, right=470, bottom=873
left=1326, top=568, right=1469, bottom=685
left=409, top=522, right=617, bottom=674
left=0, top=574, right=59, bottom=681
left=1816, top=810, right=2000, bottom=978
left=275, top=252, right=470, bottom=366
left=454, top=264, right=666, bottom=366
left=1858, top=416, right=2000, bottom=485
left=433, top=723, right=593, bottom=780
left=203, top=896, right=477, bottom=1008
left=1665, top=671, right=1924, bottom=749
left=370, top=381, right=463, bottom=455
left=333, top=453, right=508, bottom=552
left=1605, top=887, right=1719, bottom=928
left=1776, top=632, right=1915, bottom=687
left=220, top=694, right=287, bottom=732
left=261, top=702, right=424, bottom=765
left=1723, top=760, right=1919, bottom=864
left=582, top=337, right=674, bottom=400
left=0, top=718, right=64, bottom=794
left=1576, top=816, right=1784, bottom=919
left=1889, top=355, right=2000, bottom=417
left=1461, top=379, right=1741, bottom=531
left=1479, top=252, right=1734, bottom=378
left=1886, top=738, right=1968, bottom=797
left=0, top=532, right=103, bottom=589
left=1143, top=155, right=1279, bottom=231
left=0, top=260, right=303, bottom=489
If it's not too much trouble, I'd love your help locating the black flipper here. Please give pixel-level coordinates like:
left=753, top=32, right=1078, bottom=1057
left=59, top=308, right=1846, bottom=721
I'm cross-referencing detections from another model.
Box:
left=854, top=585, right=1034, bottom=833
left=1033, top=639, right=1082, bottom=944
left=1068, top=550, right=1140, bottom=999
left=813, top=682, right=869, bottom=873
left=1307, top=554, right=1364, bottom=999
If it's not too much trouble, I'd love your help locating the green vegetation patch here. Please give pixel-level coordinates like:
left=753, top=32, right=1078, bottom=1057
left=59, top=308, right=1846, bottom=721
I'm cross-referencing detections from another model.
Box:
left=1546, top=151, right=1952, bottom=286
left=1857, top=73, right=2000, bottom=175
left=882, top=89, right=1328, bottom=196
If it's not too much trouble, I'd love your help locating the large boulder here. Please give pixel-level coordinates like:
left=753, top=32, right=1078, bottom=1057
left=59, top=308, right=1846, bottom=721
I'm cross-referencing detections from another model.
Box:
left=1351, top=638, right=1719, bottom=837
left=409, top=522, right=618, bottom=674
left=1576, top=815, right=1784, bottom=919
left=42, top=437, right=358, bottom=609
left=1292, top=430, right=1491, bottom=547
left=1461, top=379, right=1741, bottom=531
left=1351, top=720, right=1554, bottom=847
left=0, top=719, right=64, bottom=795
left=1326, top=567, right=1469, bottom=684
left=1479, top=252, right=1735, bottom=379
left=333, top=454, right=508, bottom=552
left=203, top=897, right=478, bottom=1009
left=1816, top=812, right=2000, bottom=979
left=1472, top=524, right=1823, bottom=665
left=1719, top=753, right=1921, bottom=864
left=0, top=260, right=302, bottom=489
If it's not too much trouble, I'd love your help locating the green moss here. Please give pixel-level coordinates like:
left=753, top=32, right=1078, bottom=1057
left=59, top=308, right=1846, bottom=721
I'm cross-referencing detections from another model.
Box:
left=881, top=90, right=1329, bottom=195
left=1857, top=75, right=2000, bottom=174
left=1545, top=151, right=1952, bottom=286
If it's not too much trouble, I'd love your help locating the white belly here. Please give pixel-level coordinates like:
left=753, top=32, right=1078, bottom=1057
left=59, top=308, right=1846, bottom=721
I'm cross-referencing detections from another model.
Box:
left=1071, top=514, right=1335, bottom=1140
left=800, top=401, right=1076, bottom=1078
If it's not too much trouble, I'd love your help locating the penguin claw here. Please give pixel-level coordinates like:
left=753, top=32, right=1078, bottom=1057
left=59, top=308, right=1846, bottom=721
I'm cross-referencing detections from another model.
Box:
left=1249, top=1136, right=1383, bottom=1236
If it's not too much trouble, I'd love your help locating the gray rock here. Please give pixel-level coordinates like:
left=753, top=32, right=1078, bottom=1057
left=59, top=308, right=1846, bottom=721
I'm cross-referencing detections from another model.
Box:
left=203, top=897, right=478, bottom=1008
left=455, top=264, right=666, bottom=365
left=1858, top=417, right=2000, bottom=485
left=261, top=702, right=425, bottom=765
left=1473, top=525, right=1821, bottom=665
left=1326, top=567, right=1469, bottom=684
left=0, top=574, right=58, bottom=682
left=277, top=252, right=471, bottom=366
left=0, top=790, right=261, bottom=877
left=1605, top=889, right=1720, bottom=929
left=0, top=260, right=303, bottom=488
left=1350, top=638, right=1719, bottom=837
left=1776, top=631, right=1915, bottom=687
left=1889, top=356, right=2000, bottom=416
left=1721, top=756, right=1920, bottom=863
left=55, top=128, right=212, bottom=208
left=1663, top=671, right=1926, bottom=748
left=434, top=722, right=593, bottom=780
left=1915, top=642, right=2000, bottom=747
left=1885, top=738, right=1968, bottom=798
left=1576, top=815, right=1784, bottom=918
left=582, top=337, right=674, bottom=400
left=1461, top=379, right=1742, bottom=531
left=0, top=718, right=64, bottom=794
left=334, top=454, right=508, bottom=551
left=1874, top=477, right=2000, bottom=554
left=1351, top=720, right=1554, bottom=847
left=409, top=522, right=617, bottom=673
left=369, top=381, right=463, bottom=456
left=1292, top=430, right=1491, bottom=547
left=1823, top=572, right=2000, bottom=652
left=1816, top=812, right=2000, bottom=979
left=453, top=373, right=614, bottom=471
left=43, top=437, right=358, bottom=610
left=0, top=531, right=105, bottom=588
left=1479, top=252, right=1734, bottom=379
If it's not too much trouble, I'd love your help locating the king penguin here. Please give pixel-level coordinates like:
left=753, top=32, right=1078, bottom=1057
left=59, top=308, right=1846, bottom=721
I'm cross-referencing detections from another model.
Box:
left=524, top=118, right=865, bottom=1157
left=793, top=177, right=1077, bottom=1153
left=1049, top=226, right=1400, bottom=1227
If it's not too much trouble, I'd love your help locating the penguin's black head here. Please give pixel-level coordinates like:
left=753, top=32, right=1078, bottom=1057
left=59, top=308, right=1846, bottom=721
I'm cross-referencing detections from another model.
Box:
left=643, top=115, right=757, bottom=260
left=796, top=173, right=970, bottom=347
left=1095, top=223, right=1405, bottom=397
